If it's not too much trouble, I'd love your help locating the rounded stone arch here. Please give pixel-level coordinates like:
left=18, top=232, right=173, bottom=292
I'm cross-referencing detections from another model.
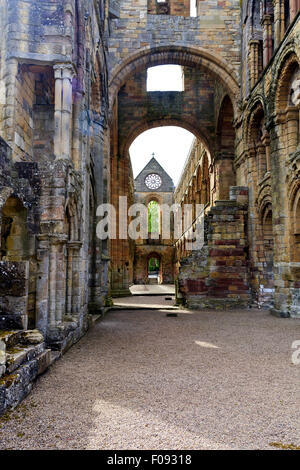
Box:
left=123, top=118, right=212, bottom=159
left=261, top=202, right=274, bottom=259
left=109, top=46, right=240, bottom=117
left=257, top=194, right=272, bottom=223
left=0, top=195, right=29, bottom=261
left=196, top=163, right=202, bottom=189
left=0, top=187, right=14, bottom=211
left=146, top=251, right=163, bottom=282
left=270, top=45, right=300, bottom=114
left=244, top=97, right=266, bottom=145
left=144, top=193, right=163, bottom=206
left=147, top=251, right=162, bottom=267
left=288, top=179, right=300, bottom=262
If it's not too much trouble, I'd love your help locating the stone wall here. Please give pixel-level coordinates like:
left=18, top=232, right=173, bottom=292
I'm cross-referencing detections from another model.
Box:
left=0, top=0, right=111, bottom=414
left=117, top=67, right=216, bottom=155
left=108, top=0, right=241, bottom=82
left=178, top=189, right=250, bottom=309
left=148, top=0, right=191, bottom=16
left=237, top=9, right=300, bottom=317
left=0, top=330, right=51, bottom=416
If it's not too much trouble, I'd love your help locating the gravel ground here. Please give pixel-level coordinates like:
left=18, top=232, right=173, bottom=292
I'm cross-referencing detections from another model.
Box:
left=0, top=308, right=299, bottom=450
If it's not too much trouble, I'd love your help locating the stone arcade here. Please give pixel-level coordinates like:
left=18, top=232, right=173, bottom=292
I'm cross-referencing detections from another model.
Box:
left=0, top=0, right=299, bottom=414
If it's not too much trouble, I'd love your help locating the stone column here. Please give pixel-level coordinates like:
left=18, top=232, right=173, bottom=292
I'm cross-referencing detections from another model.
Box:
left=53, top=63, right=75, bottom=160
left=256, top=143, right=267, bottom=180
left=66, top=243, right=74, bottom=316
left=35, top=235, right=50, bottom=335
left=70, top=241, right=82, bottom=317
left=48, top=237, right=67, bottom=326
left=64, top=2, right=74, bottom=39
left=262, top=15, right=273, bottom=68
left=262, top=132, right=271, bottom=173
left=249, top=40, right=260, bottom=88
left=290, top=0, right=298, bottom=21
left=273, top=0, right=285, bottom=49
left=248, top=147, right=258, bottom=192
left=201, top=181, right=207, bottom=205
left=48, top=240, right=58, bottom=326
left=286, top=106, right=299, bottom=154
left=2, top=58, right=18, bottom=148
left=55, top=240, right=67, bottom=323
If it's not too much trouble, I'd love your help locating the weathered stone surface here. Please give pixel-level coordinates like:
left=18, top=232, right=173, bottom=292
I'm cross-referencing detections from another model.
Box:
left=0, top=335, right=51, bottom=414
left=20, top=330, right=44, bottom=345
left=0, top=0, right=299, bottom=415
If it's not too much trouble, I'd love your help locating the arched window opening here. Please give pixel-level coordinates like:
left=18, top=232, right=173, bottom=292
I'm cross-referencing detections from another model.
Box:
left=0, top=197, right=29, bottom=261
left=218, top=96, right=235, bottom=156
left=277, top=60, right=300, bottom=154
left=148, top=200, right=160, bottom=237
left=148, top=255, right=161, bottom=284
left=190, top=0, right=197, bottom=17
left=262, top=205, right=274, bottom=272
left=260, top=0, right=274, bottom=67
left=290, top=67, right=300, bottom=107
left=293, top=195, right=300, bottom=262
left=249, top=104, right=269, bottom=181
left=202, top=154, right=210, bottom=206
left=147, top=65, right=184, bottom=92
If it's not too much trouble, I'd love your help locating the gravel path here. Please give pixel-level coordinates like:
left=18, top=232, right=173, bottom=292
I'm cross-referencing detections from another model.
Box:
left=0, top=308, right=299, bottom=450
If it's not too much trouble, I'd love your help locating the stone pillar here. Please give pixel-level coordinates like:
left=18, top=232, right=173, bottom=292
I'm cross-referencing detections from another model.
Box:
left=249, top=40, right=260, bottom=88
left=262, top=133, right=271, bottom=173
left=256, top=143, right=267, bottom=180
left=70, top=241, right=82, bottom=316
left=64, top=2, right=74, bottom=39
left=48, top=237, right=67, bottom=326
left=273, top=0, right=285, bottom=49
left=53, top=63, right=74, bottom=160
left=66, top=243, right=74, bottom=316
left=49, top=241, right=57, bottom=326
left=36, top=235, right=50, bottom=335
left=2, top=59, right=18, bottom=148
left=262, top=15, right=273, bottom=68
left=290, top=0, right=297, bottom=21
left=201, top=181, right=207, bottom=205
left=55, top=241, right=67, bottom=323
left=286, top=106, right=299, bottom=154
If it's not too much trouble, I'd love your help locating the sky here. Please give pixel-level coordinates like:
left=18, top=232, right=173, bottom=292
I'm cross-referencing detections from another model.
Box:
left=129, top=65, right=196, bottom=186
left=129, top=127, right=195, bottom=186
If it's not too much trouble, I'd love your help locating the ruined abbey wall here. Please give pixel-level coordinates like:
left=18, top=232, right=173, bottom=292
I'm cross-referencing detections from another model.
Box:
left=0, top=0, right=299, bottom=415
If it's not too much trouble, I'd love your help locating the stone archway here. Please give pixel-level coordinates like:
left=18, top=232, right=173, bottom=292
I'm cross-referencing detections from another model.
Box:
left=147, top=252, right=162, bottom=284
left=121, top=119, right=212, bottom=160
left=109, top=45, right=240, bottom=115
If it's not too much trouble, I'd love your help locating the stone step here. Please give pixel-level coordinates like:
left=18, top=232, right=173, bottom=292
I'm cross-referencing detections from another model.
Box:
left=0, top=348, right=51, bottom=415
left=6, top=343, right=45, bottom=374
left=0, top=331, right=23, bottom=349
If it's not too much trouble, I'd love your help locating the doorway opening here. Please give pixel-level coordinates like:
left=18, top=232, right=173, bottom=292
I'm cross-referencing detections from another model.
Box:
left=148, top=255, right=161, bottom=284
